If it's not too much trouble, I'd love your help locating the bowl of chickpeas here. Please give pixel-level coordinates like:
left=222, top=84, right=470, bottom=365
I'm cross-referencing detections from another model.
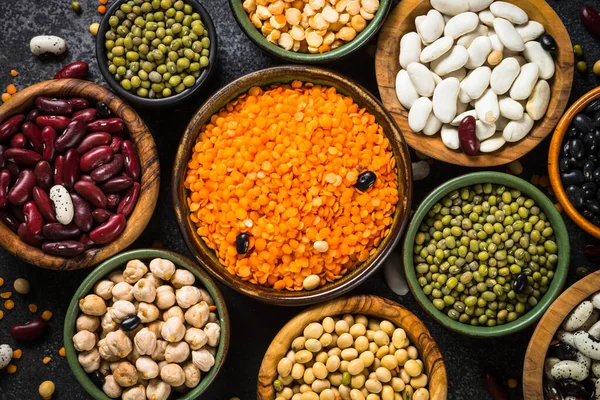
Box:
left=229, top=0, right=392, bottom=63
left=257, top=295, right=447, bottom=400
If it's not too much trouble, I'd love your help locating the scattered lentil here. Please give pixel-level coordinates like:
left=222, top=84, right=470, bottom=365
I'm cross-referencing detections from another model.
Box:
left=6, top=84, right=17, bottom=95
left=6, top=364, right=16, bottom=373
left=98, top=5, right=106, bottom=14
left=1, top=93, right=11, bottom=103
left=0, top=292, right=12, bottom=299
left=58, top=347, right=66, bottom=357
left=43, top=357, right=51, bottom=365
left=0, top=277, right=3, bottom=286
left=38, top=380, right=55, bottom=399
left=12, top=349, right=22, bottom=359
left=41, top=310, right=53, bottom=321
left=0, top=310, right=3, bottom=320
left=29, top=304, right=38, bottom=313
left=507, top=160, right=523, bottom=176
left=13, top=278, right=30, bottom=295
left=10, top=70, right=18, bottom=77
left=4, top=300, right=14, bottom=310
left=507, top=378, right=518, bottom=389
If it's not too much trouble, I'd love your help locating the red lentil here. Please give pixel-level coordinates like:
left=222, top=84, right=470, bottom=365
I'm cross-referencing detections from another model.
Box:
left=184, top=81, right=399, bottom=291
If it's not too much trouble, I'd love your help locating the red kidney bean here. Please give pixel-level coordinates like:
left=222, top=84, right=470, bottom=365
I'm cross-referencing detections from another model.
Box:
left=33, top=187, right=56, bottom=223
left=79, top=174, right=94, bottom=184
left=87, top=118, right=124, bottom=133
left=72, top=108, right=97, bottom=123
left=66, top=98, right=89, bottom=111
left=122, top=140, right=140, bottom=180
left=484, top=373, right=508, bottom=400
left=79, top=234, right=94, bottom=249
left=36, top=115, right=70, bottom=131
left=584, top=244, right=600, bottom=258
left=458, top=116, right=479, bottom=156
left=54, top=61, right=89, bottom=80
left=42, top=222, right=81, bottom=240
left=8, top=169, right=35, bottom=206
left=89, top=213, right=126, bottom=244
left=9, top=133, right=26, bottom=149
left=55, top=120, right=86, bottom=152
left=74, top=180, right=106, bottom=208
left=41, top=126, right=57, bottom=162
left=17, top=222, right=44, bottom=247
left=92, top=208, right=112, bottom=223
left=0, top=145, right=6, bottom=169
left=7, top=162, right=20, bottom=184
left=0, top=115, right=25, bottom=141
left=10, top=204, right=24, bottom=222
left=0, top=210, right=20, bottom=232
left=106, top=193, right=120, bottom=209
left=117, top=182, right=140, bottom=217
left=63, top=149, right=80, bottom=189
left=42, top=240, right=85, bottom=256
left=34, top=160, right=53, bottom=191
left=5, top=148, right=43, bottom=166
left=76, top=132, right=111, bottom=155
left=581, top=6, right=600, bottom=36
left=25, top=109, right=40, bottom=123
left=80, top=145, right=113, bottom=172
left=35, top=97, right=73, bottom=116
left=0, top=170, right=10, bottom=208
left=70, top=192, right=93, bottom=232
left=23, top=201, right=43, bottom=235
left=54, top=155, right=64, bottom=186
left=11, top=317, right=48, bottom=341
left=92, top=155, right=124, bottom=183
left=110, top=136, right=123, bottom=153
left=21, top=122, right=44, bottom=153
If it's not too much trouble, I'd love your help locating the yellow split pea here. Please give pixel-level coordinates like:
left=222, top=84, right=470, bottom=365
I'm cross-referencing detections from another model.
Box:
left=185, top=81, right=398, bottom=291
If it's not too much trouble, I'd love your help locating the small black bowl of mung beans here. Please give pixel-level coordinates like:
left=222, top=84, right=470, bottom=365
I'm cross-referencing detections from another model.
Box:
left=96, top=0, right=217, bottom=108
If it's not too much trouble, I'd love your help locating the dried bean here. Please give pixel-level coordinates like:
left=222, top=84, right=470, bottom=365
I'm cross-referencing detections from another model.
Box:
left=0, top=210, right=20, bottom=232
left=89, top=213, right=125, bottom=244
left=0, top=145, right=6, bottom=168
left=78, top=175, right=93, bottom=184
left=76, top=132, right=111, bottom=154
left=25, top=109, right=40, bottom=123
left=8, top=169, right=35, bottom=206
left=80, top=146, right=113, bottom=172
left=117, top=182, right=139, bottom=217
left=573, top=114, right=594, bottom=133
left=0, top=170, right=10, bottom=208
left=74, top=180, right=106, bottom=208
left=11, top=317, right=48, bottom=341
left=109, top=136, right=123, bottom=153
left=55, top=120, right=86, bottom=152
left=484, top=373, right=508, bottom=400
left=23, top=201, right=43, bottom=235
left=10, top=134, right=26, bottom=149
left=63, top=149, right=80, bottom=189
left=53, top=61, right=89, bottom=80
left=5, top=148, right=42, bottom=166
left=42, top=222, right=81, bottom=240
left=21, top=122, right=44, bottom=153
left=17, top=222, right=44, bottom=246
left=33, top=187, right=56, bottom=222
left=106, top=193, right=120, bottom=209
left=0, top=115, right=25, bottom=141
left=53, top=155, right=64, bottom=186
left=581, top=5, right=600, bottom=37
left=91, top=155, right=123, bottom=183
left=72, top=108, right=98, bottom=123
left=236, top=233, right=249, bottom=255
left=99, top=173, right=131, bottom=192
left=584, top=244, right=600, bottom=258
left=121, top=140, right=140, bottom=180
left=96, top=102, right=111, bottom=118
left=79, top=234, right=94, bottom=249
left=66, top=98, right=89, bottom=111
left=89, top=371, right=105, bottom=388
left=42, top=240, right=85, bottom=256
left=10, top=205, right=24, bottom=222
left=36, top=116, right=70, bottom=131
left=87, top=118, right=123, bottom=133
left=35, top=97, right=73, bottom=116
left=41, top=126, right=57, bottom=162
left=70, top=193, right=93, bottom=232
left=458, top=116, right=479, bottom=156
left=92, top=209, right=111, bottom=223
left=7, top=162, right=20, bottom=182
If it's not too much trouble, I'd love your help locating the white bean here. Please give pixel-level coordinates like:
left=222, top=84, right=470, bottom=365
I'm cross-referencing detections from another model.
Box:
left=30, top=35, right=67, bottom=56
left=479, top=132, right=506, bottom=152
left=523, top=41, right=555, bottom=80
left=462, top=66, right=491, bottom=99
left=395, top=70, right=420, bottom=109
left=493, top=18, right=525, bottom=52
left=451, top=109, right=478, bottom=126
left=408, top=97, right=433, bottom=132
left=445, top=67, right=467, bottom=82
left=516, top=21, right=545, bottom=42
left=430, top=0, right=469, bottom=16
left=50, top=185, right=74, bottom=225
left=441, top=125, right=460, bottom=149
left=509, top=62, right=539, bottom=100
left=478, top=10, right=495, bottom=27
left=399, top=32, right=422, bottom=69
left=407, top=63, right=436, bottom=97
left=499, top=96, right=524, bottom=120
left=457, top=25, right=489, bottom=47
left=423, top=113, right=443, bottom=136
left=476, top=120, right=496, bottom=140
left=502, top=113, right=534, bottom=142
left=490, top=57, right=520, bottom=95
left=420, top=36, right=454, bottom=63
left=526, top=80, right=551, bottom=121
left=465, top=36, right=492, bottom=69
left=467, top=0, right=493, bottom=12
left=433, top=78, right=460, bottom=123
left=488, top=34, right=504, bottom=52
left=490, top=2, right=528, bottom=25
left=444, top=12, right=479, bottom=39
left=416, top=9, right=445, bottom=44
left=475, top=88, right=499, bottom=124
left=431, top=45, right=469, bottom=76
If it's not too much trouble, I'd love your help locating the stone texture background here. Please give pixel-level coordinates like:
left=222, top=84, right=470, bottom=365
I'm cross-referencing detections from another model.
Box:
left=0, top=0, right=599, bottom=399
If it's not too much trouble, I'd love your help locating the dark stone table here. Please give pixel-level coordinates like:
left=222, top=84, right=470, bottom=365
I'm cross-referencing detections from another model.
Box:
left=0, top=0, right=599, bottom=399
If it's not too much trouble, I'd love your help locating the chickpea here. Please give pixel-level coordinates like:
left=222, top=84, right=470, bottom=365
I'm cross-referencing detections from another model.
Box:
left=114, top=361, right=139, bottom=387
left=102, top=375, right=122, bottom=399
left=155, top=285, right=176, bottom=310
left=182, top=362, right=201, bottom=388
left=143, top=272, right=163, bottom=288
left=147, top=320, right=165, bottom=339
left=110, top=300, right=136, bottom=323
left=134, top=328, right=157, bottom=356
left=108, top=271, right=125, bottom=284
left=73, top=330, right=97, bottom=352
left=137, top=302, right=160, bottom=324
left=146, top=378, right=172, bottom=400
left=123, top=260, right=148, bottom=284
left=127, top=345, right=142, bottom=364
left=184, top=301, right=210, bottom=328
left=132, top=279, right=157, bottom=303
left=198, top=288, right=215, bottom=306
left=204, top=322, right=221, bottom=347
left=78, top=348, right=101, bottom=373
left=185, top=327, right=208, bottom=350
left=122, top=384, right=145, bottom=400
left=164, top=341, right=190, bottom=364
left=98, top=338, right=120, bottom=361
left=192, top=349, right=215, bottom=372
left=160, top=363, right=186, bottom=387
left=79, top=294, right=107, bottom=316
left=99, top=360, right=111, bottom=376
left=175, top=286, right=202, bottom=309
left=112, top=282, right=134, bottom=302
left=152, top=340, right=168, bottom=362
left=149, top=258, right=176, bottom=281
left=168, top=269, right=194, bottom=289
left=106, top=330, right=133, bottom=358
left=76, top=314, right=100, bottom=332
left=135, top=356, right=159, bottom=380
left=94, top=280, right=115, bottom=300
left=161, top=317, right=186, bottom=343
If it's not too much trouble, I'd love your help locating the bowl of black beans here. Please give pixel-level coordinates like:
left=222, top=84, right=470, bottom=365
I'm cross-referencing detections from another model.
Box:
left=549, top=87, right=600, bottom=239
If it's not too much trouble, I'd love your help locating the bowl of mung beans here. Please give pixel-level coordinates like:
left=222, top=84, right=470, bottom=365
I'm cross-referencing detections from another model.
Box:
left=172, top=65, right=413, bottom=306
left=96, top=0, right=217, bottom=108
left=402, top=172, right=570, bottom=338
left=229, top=0, right=392, bottom=64
left=257, top=295, right=447, bottom=400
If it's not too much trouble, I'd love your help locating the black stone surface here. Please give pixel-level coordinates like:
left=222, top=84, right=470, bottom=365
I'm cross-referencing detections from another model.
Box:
left=0, top=0, right=599, bottom=399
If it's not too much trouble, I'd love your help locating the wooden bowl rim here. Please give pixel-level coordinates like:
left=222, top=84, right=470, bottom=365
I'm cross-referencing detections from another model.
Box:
left=172, top=65, right=413, bottom=306
left=402, top=171, right=570, bottom=337
left=256, top=294, right=448, bottom=400
left=522, top=269, right=600, bottom=399
left=548, top=87, right=600, bottom=239
left=375, top=0, right=574, bottom=167
left=0, top=79, right=160, bottom=270
left=229, top=0, right=392, bottom=64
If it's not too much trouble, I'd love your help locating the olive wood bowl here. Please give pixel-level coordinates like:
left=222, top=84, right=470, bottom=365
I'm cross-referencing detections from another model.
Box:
left=548, top=87, right=600, bottom=239
left=523, top=270, right=600, bottom=399
left=172, top=65, right=413, bottom=306
left=0, top=79, right=160, bottom=270
left=375, top=0, right=574, bottom=167
left=64, top=249, right=230, bottom=400
left=257, top=295, right=447, bottom=399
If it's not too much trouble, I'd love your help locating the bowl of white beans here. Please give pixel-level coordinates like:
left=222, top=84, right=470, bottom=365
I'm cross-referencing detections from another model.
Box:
left=257, top=295, right=447, bottom=400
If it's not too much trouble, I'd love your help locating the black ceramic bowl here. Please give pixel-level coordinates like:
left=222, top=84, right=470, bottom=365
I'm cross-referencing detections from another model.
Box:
left=95, top=0, right=218, bottom=109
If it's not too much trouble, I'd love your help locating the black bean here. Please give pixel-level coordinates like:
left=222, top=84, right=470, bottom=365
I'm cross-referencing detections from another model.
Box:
left=89, top=371, right=105, bottom=388
left=559, top=157, right=572, bottom=172
left=567, top=126, right=579, bottom=138
left=543, top=381, right=562, bottom=400
left=582, top=182, right=597, bottom=199
left=573, top=114, right=594, bottom=133
left=561, top=170, right=584, bottom=185
left=562, top=140, right=571, bottom=157
left=583, top=209, right=594, bottom=220
left=570, top=138, right=585, bottom=159
left=355, top=171, right=377, bottom=191
left=594, top=216, right=600, bottom=226
left=584, top=160, right=596, bottom=181
left=96, top=102, right=111, bottom=118
left=236, top=233, right=249, bottom=255
left=512, top=273, right=527, bottom=294
left=566, top=185, right=584, bottom=208
left=587, top=200, right=600, bottom=214
left=585, top=99, right=600, bottom=116
left=584, top=132, right=599, bottom=153
left=587, top=154, right=599, bottom=164
left=121, top=315, right=140, bottom=332
left=558, top=378, right=594, bottom=397
left=571, top=157, right=586, bottom=169
left=548, top=342, right=578, bottom=360
left=539, top=33, right=557, bottom=52
left=594, top=167, right=600, bottom=183
left=594, top=111, right=600, bottom=128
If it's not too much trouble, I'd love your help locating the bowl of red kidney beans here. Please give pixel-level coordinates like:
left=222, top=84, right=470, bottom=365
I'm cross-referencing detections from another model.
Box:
left=549, top=87, right=600, bottom=240
left=0, top=79, right=160, bottom=270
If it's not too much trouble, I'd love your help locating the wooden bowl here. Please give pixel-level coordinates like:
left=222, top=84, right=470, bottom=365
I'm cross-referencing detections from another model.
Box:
left=523, top=270, right=600, bottom=399
left=172, top=65, right=413, bottom=306
left=63, top=249, right=230, bottom=400
left=548, top=87, right=600, bottom=239
left=375, top=0, right=574, bottom=167
left=257, top=295, right=448, bottom=399
left=0, top=79, right=160, bottom=270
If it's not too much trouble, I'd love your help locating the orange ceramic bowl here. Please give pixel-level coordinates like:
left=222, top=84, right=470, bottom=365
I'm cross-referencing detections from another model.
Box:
left=548, top=87, right=600, bottom=239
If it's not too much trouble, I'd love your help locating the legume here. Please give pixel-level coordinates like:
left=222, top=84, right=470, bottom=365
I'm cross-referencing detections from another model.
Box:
left=184, top=81, right=399, bottom=290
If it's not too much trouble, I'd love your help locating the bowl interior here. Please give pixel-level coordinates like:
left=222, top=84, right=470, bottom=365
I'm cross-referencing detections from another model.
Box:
left=63, top=249, right=230, bottom=400
left=548, top=87, right=600, bottom=239
left=375, top=0, right=574, bottom=167
left=172, top=65, right=412, bottom=305
left=257, top=295, right=447, bottom=400
left=95, top=0, right=218, bottom=108
left=0, top=79, right=159, bottom=270
left=229, top=0, right=391, bottom=64
left=402, top=172, right=570, bottom=337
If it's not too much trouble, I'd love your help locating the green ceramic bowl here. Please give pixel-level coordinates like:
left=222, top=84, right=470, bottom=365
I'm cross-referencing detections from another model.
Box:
left=64, top=249, right=230, bottom=399
left=229, top=0, right=391, bottom=64
left=402, top=172, right=570, bottom=338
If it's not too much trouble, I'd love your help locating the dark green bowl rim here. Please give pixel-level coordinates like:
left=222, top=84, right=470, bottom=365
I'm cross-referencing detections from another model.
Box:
left=229, top=0, right=391, bottom=64
left=402, top=172, right=570, bottom=338
left=63, top=249, right=230, bottom=399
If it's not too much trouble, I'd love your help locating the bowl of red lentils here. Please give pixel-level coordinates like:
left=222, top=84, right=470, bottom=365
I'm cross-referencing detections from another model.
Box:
left=229, top=0, right=391, bottom=64
left=172, top=65, right=412, bottom=305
